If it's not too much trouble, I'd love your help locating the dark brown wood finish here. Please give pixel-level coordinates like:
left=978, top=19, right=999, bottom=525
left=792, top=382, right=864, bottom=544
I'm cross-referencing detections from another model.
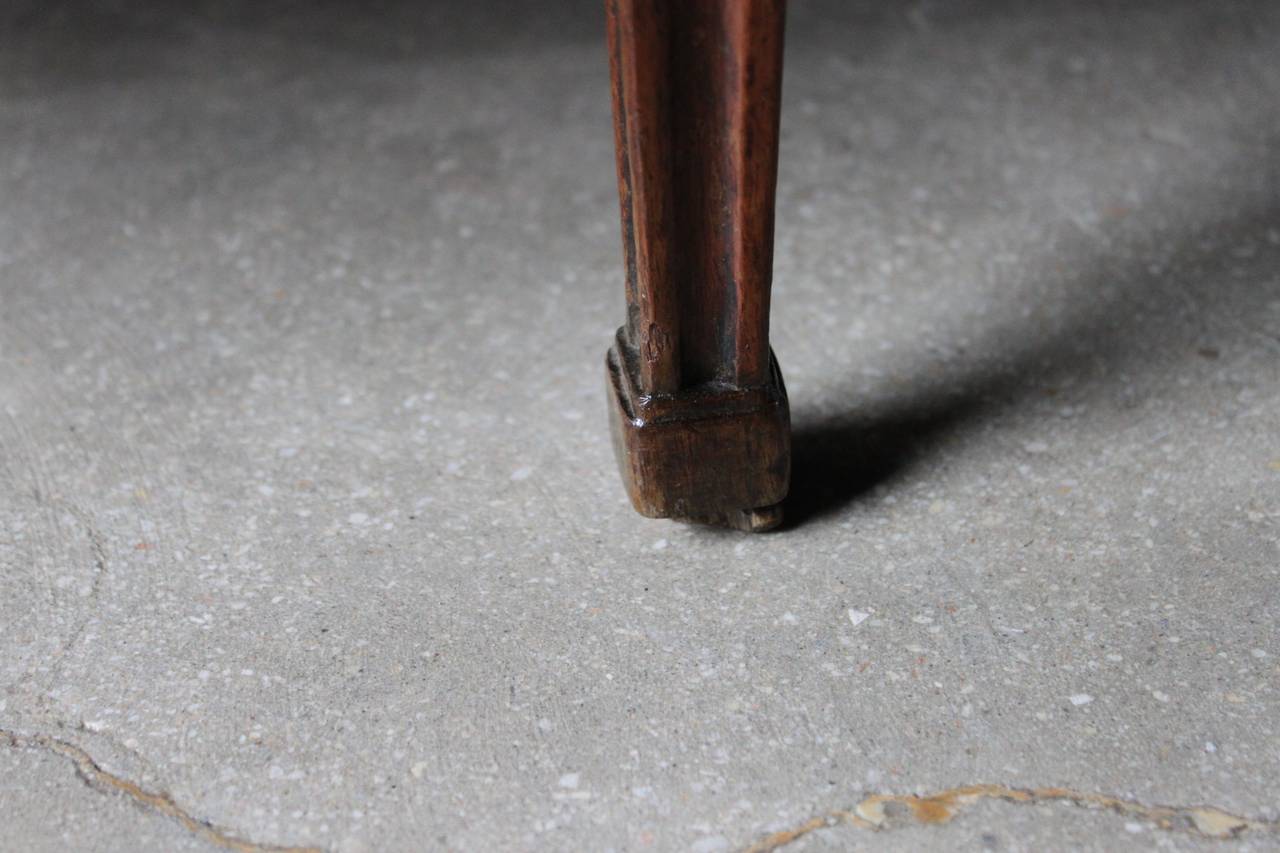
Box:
left=605, top=0, right=790, bottom=531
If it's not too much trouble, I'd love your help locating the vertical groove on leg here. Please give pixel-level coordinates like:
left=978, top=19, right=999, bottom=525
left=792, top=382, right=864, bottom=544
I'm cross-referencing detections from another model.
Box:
left=607, top=0, right=681, bottom=394
left=723, top=0, right=786, bottom=387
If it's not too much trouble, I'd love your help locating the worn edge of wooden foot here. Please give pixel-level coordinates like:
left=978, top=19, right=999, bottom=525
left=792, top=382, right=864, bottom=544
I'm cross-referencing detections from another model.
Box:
left=606, top=331, right=790, bottom=531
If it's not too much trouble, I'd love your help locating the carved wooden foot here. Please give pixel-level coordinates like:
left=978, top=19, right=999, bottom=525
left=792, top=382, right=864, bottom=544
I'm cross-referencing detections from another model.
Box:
left=603, top=0, right=790, bottom=530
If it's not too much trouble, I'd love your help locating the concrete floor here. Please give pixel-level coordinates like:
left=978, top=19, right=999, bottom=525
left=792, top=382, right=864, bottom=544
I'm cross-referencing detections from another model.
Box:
left=2, top=0, right=1279, bottom=850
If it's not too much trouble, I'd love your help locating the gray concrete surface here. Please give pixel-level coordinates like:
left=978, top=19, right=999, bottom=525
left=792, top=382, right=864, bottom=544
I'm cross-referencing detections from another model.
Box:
left=2, top=0, right=1279, bottom=850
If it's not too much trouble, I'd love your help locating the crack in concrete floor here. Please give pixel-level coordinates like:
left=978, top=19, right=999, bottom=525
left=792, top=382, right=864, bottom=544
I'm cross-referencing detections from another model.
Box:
left=10, top=722, right=1273, bottom=853
left=2, top=728, right=322, bottom=853
left=742, top=783, right=1280, bottom=851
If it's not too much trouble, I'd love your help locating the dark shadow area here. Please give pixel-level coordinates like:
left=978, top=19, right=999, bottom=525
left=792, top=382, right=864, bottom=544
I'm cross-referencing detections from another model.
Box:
left=0, top=0, right=605, bottom=91
left=786, top=396, right=983, bottom=528
left=784, top=192, right=1280, bottom=528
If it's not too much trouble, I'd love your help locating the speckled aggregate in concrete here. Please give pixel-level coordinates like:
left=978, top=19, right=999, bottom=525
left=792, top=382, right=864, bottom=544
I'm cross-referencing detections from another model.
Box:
left=2, top=1, right=1278, bottom=851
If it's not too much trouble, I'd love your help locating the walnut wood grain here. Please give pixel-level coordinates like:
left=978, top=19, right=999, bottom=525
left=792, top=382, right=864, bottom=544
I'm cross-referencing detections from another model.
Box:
left=604, top=0, right=790, bottom=531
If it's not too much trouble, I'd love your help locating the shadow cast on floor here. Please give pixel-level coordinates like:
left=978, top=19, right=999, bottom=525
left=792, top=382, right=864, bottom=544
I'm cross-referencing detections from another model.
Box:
left=783, top=191, right=1280, bottom=529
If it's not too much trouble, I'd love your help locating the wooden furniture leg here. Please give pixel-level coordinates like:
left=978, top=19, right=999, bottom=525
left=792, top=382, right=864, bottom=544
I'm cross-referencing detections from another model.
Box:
left=604, top=0, right=789, bottom=532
